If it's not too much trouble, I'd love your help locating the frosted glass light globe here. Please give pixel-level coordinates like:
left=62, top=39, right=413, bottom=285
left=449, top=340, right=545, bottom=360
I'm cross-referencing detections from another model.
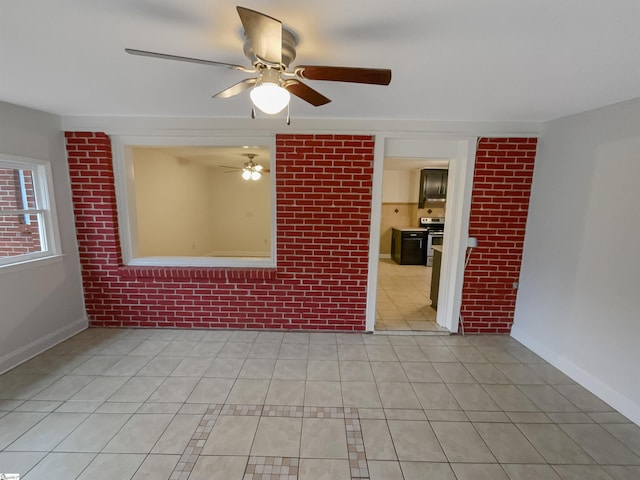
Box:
left=250, top=82, right=290, bottom=114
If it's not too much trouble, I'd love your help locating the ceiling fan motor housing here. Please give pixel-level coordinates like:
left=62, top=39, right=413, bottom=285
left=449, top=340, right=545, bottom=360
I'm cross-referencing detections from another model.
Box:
left=243, top=27, right=298, bottom=69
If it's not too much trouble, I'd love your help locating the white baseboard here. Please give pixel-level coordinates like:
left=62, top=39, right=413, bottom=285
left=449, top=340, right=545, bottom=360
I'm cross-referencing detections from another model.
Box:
left=0, top=316, right=88, bottom=374
left=511, top=330, right=640, bottom=426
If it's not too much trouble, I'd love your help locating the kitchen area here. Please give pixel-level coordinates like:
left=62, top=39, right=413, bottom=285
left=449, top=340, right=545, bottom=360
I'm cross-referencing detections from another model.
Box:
left=376, top=161, right=449, bottom=332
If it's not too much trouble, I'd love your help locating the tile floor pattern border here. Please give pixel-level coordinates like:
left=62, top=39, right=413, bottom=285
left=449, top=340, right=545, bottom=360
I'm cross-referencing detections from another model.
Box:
left=168, top=404, right=368, bottom=480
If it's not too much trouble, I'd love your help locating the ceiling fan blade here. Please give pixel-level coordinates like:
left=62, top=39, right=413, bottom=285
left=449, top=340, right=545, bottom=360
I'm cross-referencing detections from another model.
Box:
left=295, top=65, right=392, bottom=85
left=213, top=78, right=257, bottom=99
left=125, top=48, right=253, bottom=72
left=283, top=80, right=331, bottom=107
left=236, top=6, right=282, bottom=66
left=220, top=165, right=242, bottom=170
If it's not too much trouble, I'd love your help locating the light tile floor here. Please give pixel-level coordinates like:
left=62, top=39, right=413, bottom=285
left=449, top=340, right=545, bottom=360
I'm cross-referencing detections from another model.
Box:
left=0, top=328, right=639, bottom=479
left=376, top=259, right=447, bottom=332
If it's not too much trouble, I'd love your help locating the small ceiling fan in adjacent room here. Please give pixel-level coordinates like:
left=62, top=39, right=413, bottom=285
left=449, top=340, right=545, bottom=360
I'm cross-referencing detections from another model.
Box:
left=125, top=5, right=392, bottom=121
left=221, top=154, right=270, bottom=181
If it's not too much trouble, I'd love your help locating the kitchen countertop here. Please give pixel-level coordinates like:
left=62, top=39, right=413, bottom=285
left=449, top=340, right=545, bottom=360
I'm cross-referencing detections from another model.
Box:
left=432, top=245, right=444, bottom=252
left=391, top=227, right=427, bottom=232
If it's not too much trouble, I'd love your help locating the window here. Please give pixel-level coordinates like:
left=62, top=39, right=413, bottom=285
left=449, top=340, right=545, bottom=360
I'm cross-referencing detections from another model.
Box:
left=0, top=154, right=60, bottom=269
left=113, top=136, right=276, bottom=268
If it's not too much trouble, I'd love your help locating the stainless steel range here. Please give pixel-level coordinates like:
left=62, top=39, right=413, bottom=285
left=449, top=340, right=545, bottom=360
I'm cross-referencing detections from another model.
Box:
left=419, top=217, right=445, bottom=266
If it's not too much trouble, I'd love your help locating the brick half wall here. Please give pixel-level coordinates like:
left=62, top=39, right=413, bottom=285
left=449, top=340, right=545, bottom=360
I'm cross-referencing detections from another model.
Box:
left=460, top=137, right=537, bottom=333
left=65, top=132, right=373, bottom=330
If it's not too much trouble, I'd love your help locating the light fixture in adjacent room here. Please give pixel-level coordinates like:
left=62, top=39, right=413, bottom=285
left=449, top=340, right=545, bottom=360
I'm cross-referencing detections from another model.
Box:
left=241, top=157, right=264, bottom=181
left=249, top=68, right=290, bottom=114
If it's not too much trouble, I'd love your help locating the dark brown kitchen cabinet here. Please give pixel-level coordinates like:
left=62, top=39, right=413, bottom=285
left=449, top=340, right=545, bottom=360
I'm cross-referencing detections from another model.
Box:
left=419, top=169, right=448, bottom=207
left=391, top=228, right=427, bottom=265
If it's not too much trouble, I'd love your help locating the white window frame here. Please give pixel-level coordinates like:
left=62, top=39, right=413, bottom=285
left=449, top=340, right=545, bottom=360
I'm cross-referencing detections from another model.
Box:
left=0, top=154, right=62, bottom=271
left=112, top=135, right=277, bottom=268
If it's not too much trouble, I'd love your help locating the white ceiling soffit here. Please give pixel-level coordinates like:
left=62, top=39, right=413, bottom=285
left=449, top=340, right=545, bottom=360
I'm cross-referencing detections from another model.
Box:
left=384, top=157, right=448, bottom=171
left=1, top=1, right=640, bottom=122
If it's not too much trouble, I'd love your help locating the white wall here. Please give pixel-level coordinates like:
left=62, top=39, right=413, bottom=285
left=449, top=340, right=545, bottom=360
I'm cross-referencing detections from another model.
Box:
left=0, top=102, right=86, bottom=373
left=512, top=97, right=640, bottom=424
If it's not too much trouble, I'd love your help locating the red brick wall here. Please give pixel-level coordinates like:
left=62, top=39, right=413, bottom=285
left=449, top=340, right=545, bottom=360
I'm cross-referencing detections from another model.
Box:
left=460, top=137, right=537, bottom=333
left=0, top=168, right=41, bottom=256
left=65, top=132, right=373, bottom=330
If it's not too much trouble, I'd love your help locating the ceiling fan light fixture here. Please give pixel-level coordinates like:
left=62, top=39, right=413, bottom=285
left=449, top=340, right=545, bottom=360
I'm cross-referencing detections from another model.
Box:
left=250, top=82, right=290, bottom=114
left=250, top=170, right=262, bottom=181
left=242, top=169, right=252, bottom=180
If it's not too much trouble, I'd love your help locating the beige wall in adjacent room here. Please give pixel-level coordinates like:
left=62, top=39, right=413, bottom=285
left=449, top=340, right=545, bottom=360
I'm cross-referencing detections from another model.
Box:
left=208, top=169, right=271, bottom=257
left=134, top=149, right=213, bottom=256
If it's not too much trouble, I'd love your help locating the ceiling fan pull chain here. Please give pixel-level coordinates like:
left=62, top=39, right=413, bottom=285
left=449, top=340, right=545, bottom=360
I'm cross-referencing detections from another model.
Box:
left=251, top=105, right=256, bottom=119
left=286, top=103, right=291, bottom=125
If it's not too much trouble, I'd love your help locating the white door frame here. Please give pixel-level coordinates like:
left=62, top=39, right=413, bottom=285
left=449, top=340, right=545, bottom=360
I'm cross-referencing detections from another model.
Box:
left=365, top=135, right=477, bottom=333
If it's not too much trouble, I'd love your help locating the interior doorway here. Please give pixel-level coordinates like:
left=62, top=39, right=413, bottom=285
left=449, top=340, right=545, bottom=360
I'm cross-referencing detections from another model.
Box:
left=365, top=136, right=478, bottom=334
left=375, top=158, right=450, bottom=333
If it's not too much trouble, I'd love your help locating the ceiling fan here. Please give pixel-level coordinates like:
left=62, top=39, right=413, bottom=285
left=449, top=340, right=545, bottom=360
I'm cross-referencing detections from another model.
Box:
left=221, top=153, right=269, bottom=181
left=125, top=5, right=392, bottom=120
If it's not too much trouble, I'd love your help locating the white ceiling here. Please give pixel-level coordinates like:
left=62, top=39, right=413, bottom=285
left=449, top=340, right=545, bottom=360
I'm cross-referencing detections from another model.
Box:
left=2, top=1, right=640, bottom=122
